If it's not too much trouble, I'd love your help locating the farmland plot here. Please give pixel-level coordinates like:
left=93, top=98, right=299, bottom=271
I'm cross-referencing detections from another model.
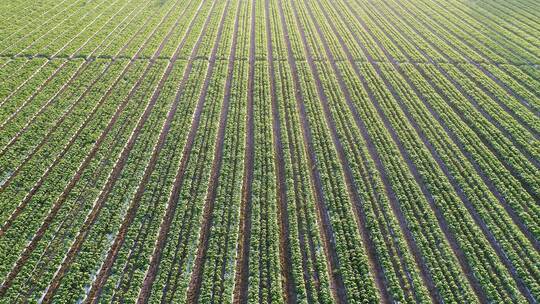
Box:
left=0, top=0, right=539, bottom=303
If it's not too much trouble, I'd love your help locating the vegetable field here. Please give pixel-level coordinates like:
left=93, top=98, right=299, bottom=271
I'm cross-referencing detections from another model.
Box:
left=0, top=0, right=539, bottom=302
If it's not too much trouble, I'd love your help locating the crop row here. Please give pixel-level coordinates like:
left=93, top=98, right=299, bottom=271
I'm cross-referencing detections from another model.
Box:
left=1, top=0, right=538, bottom=302
left=339, top=0, right=540, bottom=235
left=42, top=0, right=227, bottom=301
left=0, top=0, right=210, bottom=299
left=312, top=0, right=534, bottom=300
